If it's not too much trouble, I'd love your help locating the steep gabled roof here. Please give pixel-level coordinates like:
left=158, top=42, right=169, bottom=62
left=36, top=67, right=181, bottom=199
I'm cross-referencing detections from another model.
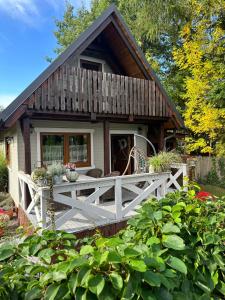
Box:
left=0, top=4, right=184, bottom=128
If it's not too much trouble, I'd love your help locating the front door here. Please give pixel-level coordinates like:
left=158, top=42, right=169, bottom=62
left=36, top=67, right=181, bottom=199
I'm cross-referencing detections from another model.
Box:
left=111, top=134, right=134, bottom=175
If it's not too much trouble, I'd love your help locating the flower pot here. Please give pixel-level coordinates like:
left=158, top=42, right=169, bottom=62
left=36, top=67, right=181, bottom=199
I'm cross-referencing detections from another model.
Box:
left=53, top=175, right=63, bottom=185
left=149, top=165, right=154, bottom=173
left=66, top=170, right=79, bottom=182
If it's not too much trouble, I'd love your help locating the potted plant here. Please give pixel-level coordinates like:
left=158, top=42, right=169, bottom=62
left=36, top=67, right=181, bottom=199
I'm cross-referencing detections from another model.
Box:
left=31, top=167, right=47, bottom=186
left=0, top=213, right=10, bottom=237
left=65, top=163, right=79, bottom=182
left=148, top=151, right=182, bottom=173
left=47, top=163, right=66, bottom=185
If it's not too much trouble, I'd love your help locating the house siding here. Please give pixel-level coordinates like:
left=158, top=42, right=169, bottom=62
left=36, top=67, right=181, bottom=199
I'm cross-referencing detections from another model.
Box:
left=0, top=124, right=20, bottom=205
left=5, top=120, right=148, bottom=204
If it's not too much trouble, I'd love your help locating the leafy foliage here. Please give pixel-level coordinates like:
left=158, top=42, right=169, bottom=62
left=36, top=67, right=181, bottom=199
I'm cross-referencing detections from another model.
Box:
left=0, top=188, right=224, bottom=299
left=173, top=0, right=225, bottom=154
left=148, top=151, right=182, bottom=172
left=0, top=151, right=8, bottom=192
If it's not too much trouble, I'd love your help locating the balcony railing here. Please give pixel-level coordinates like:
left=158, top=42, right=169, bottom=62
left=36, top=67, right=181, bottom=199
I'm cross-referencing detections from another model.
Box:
left=27, top=66, right=171, bottom=117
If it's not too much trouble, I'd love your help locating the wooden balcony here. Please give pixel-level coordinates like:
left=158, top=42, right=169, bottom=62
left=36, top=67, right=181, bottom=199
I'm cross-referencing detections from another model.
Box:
left=27, top=66, right=171, bottom=118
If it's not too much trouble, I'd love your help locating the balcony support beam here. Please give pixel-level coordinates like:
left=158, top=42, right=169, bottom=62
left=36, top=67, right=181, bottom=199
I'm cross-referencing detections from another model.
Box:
left=104, top=120, right=110, bottom=175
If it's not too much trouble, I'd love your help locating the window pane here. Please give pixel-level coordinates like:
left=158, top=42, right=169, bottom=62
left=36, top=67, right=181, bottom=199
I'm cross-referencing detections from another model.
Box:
left=42, top=135, right=64, bottom=165
left=69, top=134, right=88, bottom=163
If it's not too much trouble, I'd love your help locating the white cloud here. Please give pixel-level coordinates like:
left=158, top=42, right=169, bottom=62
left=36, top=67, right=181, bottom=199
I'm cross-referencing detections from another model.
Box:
left=0, top=0, right=40, bottom=26
left=0, top=94, right=18, bottom=107
left=0, top=0, right=91, bottom=27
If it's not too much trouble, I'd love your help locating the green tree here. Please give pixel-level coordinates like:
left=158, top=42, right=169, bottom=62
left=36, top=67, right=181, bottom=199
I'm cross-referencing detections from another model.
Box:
left=173, top=0, right=225, bottom=154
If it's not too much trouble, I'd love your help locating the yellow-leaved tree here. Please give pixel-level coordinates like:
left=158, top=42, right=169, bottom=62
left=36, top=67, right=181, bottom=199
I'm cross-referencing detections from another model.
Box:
left=173, top=0, right=225, bottom=154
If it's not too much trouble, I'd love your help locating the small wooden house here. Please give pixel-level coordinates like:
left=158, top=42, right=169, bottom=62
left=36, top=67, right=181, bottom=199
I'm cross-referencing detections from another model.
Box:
left=0, top=5, right=183, bottom=207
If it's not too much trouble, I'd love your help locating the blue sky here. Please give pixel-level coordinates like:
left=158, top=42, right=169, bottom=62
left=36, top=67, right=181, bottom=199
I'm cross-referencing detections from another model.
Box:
left=0, top=0, right=90, bottom=108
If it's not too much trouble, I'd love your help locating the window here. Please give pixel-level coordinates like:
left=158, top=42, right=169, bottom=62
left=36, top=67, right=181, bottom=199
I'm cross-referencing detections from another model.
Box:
left=80, top=59, right=102, bottom=72
left=41, top=133, right=91, bottom=167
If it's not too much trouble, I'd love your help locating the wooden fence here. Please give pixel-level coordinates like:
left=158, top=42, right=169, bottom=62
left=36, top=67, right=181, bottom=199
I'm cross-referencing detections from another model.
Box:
left=194, top=156, right=224, bottom=180
left=27, top=66, right=170, bottom=117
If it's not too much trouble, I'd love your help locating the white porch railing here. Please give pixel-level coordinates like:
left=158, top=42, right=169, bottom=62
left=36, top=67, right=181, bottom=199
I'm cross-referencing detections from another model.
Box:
left=18, top=163, right=187, bottom=232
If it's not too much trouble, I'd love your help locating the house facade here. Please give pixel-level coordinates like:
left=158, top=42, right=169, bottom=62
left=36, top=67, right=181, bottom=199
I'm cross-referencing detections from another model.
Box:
left=0, top=5, right=183, bottom=207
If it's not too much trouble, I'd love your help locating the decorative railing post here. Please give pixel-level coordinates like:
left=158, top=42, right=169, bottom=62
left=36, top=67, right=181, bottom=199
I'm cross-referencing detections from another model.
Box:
left=182, top=164, right=188, bottom=192
left=115, top=177, right=122, bottom=219
left=160, top=175, right=167, bottom=198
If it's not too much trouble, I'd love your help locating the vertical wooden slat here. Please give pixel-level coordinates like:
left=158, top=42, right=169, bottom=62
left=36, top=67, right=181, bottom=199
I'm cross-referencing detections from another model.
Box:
left=137, top=78, right=141, bottom=115
left=93, top=70, right=97, bottom=113
left=66, top=65, right=71, bottom=112
left=120, top=75, right=125, bottom=114
left=148, top=81, right=152, bottom=116
left=155, top=85, right=160, bottom=116
left=87, top=70, right=92, bottom=113
left=61, top=66, right=66, bottom=111
left=129, top=77, right=133, bottom=115
left=83, top=68, right=87, bottom=112
left=71, top=67, right=75, bottom=111
left=133, top=78, right=137, bottom=115
left=125, top=76, right=129, bottom=115
left=152, top=81, right=156, bottom=116
left=116, top=75, right=120, bottom=114
left=54, top=69, right=59, bottom=111
left=159, top=92, right=163, bottom=117
left=41, top=83, right=45, bottom=110
left=112, top=74, right=116, bottom=114
left=102, top=72, right=107, bottom=113
left=144, top=80, right=149, bottom=116
left=107, top=73, right=112, bottom=113
left=78, top=68, right=82, bottom=112
left=98, top=71, right=103, bottom=113
left=47, top=78, right=51, bottom=110
left=140, top=79, right=145, bottom=115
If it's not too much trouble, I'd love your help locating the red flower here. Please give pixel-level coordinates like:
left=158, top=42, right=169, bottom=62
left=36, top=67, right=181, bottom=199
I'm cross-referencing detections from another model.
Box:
left=195, top=191, right=215, bottom=201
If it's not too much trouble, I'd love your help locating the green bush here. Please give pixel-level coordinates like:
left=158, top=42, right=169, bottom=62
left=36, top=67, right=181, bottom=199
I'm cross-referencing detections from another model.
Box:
left=0, top=151, right=8, bottom=192
left=0, top=189, right=224, bottom=299
left=149, top=152, right=182, bottom=173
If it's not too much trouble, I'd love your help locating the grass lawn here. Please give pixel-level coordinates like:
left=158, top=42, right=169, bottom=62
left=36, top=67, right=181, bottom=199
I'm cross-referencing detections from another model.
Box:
left=200, top=184, right=225, bottom=197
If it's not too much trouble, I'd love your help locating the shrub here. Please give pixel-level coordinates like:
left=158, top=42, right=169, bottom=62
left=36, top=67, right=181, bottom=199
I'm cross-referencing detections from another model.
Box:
left=0, top=189, right=224, bottom=299
left=149, top=151, right=182, bottom=172
left=0, top=151, right=8, bottom=192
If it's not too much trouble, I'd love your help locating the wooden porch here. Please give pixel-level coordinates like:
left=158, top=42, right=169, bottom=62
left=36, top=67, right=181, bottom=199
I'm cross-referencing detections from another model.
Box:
left=18, top=163, right=187, bottom=233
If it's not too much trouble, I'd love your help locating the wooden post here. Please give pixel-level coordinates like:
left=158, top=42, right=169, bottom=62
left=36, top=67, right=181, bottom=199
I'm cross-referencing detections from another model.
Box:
left=104, top=120, right=110, bottom=175
left=21, top=116, right=31, bottom=208
left=158, top=123, right=164, bottom=152
left=115, top=177, right=122, bottom=219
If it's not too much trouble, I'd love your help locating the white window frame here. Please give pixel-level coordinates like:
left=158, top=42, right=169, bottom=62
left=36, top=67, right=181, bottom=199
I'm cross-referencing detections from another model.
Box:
left=35, top=128, right=95, bottom=170
left=79, top=55, right=106, bottom=72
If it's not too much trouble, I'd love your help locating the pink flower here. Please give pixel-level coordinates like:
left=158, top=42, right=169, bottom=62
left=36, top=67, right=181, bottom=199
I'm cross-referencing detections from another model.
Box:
left=65, top=163, right=76, bottom=171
